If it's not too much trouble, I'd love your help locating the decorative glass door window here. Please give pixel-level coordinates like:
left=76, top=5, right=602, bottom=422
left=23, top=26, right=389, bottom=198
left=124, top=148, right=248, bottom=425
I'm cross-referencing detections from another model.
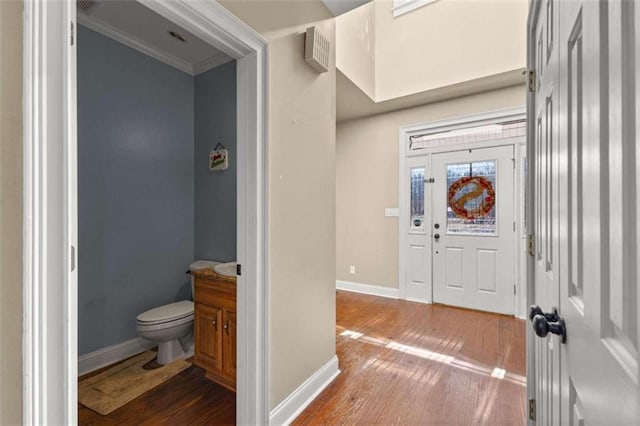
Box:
left=410, top=167, right=425, bottom=230
left=446, top=160, right=497, bottom=235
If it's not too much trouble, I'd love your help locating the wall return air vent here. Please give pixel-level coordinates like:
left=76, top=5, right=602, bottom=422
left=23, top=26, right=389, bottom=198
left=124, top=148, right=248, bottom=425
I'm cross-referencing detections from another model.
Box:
left=77, top=0, right=100, bottom=14
left=304, top=26, right=330, bottom=73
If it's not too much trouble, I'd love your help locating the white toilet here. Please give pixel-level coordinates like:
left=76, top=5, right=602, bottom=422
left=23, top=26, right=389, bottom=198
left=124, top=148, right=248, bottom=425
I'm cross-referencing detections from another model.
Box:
left=136, top=260, right=219, bottom=365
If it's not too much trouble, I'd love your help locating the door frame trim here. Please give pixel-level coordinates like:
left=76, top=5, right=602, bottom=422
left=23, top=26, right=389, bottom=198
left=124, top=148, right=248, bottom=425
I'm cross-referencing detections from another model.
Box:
left=23, top=1, right=269, bottom=424
left=526, top=0, right=543, bottom=424
left=398, top=107, right=526, bottom=307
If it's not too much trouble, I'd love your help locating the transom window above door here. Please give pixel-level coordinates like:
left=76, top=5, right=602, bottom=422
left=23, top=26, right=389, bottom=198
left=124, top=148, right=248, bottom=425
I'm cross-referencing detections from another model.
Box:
left=409, top=120, right=526, bottom=152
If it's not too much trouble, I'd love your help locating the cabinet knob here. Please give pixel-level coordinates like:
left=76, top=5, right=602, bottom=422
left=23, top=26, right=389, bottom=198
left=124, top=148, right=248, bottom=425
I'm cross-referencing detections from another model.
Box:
left=224, top=320, right=229, bottom=333
left=212, top=319, right=217, bottom=328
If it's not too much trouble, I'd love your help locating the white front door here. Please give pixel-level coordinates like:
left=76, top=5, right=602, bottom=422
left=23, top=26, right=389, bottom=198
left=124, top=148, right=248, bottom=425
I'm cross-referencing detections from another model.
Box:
left=529, top=0, right=640, bottom=423
left=431, top=145, right=516, bottom=315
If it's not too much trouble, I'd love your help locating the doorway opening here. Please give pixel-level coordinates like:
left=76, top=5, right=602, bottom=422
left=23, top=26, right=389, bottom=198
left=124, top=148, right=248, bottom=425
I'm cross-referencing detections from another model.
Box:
left=76, top=1, right=240, bottom=421
left=399, top=107, right=527, bottom=317
left=23, top=1, right=268, bottom=423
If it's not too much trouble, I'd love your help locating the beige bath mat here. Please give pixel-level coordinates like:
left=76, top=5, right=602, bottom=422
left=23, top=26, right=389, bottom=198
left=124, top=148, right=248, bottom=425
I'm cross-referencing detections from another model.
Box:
left=78, top=350, right=191, bottom=415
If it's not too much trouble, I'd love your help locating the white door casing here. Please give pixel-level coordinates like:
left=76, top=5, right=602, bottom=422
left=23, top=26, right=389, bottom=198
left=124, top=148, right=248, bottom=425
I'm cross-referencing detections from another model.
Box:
left=528, top=0, right=640, bottom=423
left=23, top=1, right=269, bottom=424
left=530, top=0, right=562, bottom=423
left=431, top=145, right=516, bottom=315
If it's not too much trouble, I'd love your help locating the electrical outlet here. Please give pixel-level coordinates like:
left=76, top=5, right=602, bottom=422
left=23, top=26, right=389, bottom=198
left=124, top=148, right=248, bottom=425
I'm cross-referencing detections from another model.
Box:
left=349, top=265, right=356, bottom=274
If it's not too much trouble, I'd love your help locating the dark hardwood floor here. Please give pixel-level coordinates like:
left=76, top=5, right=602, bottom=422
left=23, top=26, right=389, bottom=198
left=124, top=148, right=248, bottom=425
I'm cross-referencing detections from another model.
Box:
left=293, top=291, right=526, bottom=426
left=79, top=290, right=525, bottom=425
left=78, top=363, right=235, bottom=425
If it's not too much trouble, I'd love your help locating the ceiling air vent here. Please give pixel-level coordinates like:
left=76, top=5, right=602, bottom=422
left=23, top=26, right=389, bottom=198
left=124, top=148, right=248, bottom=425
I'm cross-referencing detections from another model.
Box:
left=304, top=26, right=330, bottom=74
left=77, top=0, right=100, bottom=15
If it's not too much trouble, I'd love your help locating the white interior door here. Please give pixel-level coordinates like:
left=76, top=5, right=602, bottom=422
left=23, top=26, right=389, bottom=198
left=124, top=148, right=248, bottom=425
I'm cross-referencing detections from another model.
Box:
left=431, top=145, right=515, bottom=315
left=529, top=0, right=640, bottom=423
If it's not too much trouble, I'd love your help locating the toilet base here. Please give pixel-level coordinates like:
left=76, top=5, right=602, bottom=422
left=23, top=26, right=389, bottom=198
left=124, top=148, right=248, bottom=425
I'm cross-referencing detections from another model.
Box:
left=157, top=334, right=194, bottom=365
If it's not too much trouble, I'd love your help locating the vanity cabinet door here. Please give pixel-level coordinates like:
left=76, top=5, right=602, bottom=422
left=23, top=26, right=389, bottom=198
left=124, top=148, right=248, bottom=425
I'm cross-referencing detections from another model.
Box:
left=194, top=303, right=223, bottom=373
left=223, top=309, right=236, bottom=378
left=193, top=275, right=236, bottom=391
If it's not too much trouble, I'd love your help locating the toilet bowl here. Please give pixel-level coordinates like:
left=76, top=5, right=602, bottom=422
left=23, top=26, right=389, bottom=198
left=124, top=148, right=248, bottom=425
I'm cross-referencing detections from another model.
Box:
left=136, top=260, right=219, bottom=365
left=136, top=300, right=194, bottom=365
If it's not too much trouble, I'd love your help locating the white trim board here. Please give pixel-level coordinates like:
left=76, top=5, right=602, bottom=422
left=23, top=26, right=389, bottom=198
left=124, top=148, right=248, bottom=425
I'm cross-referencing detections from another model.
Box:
left=269, top=355, right=340, bottom=426
left=78, top=338, right=155, bottom=377
left=193, top=51, right=233, bottom=75
left=336, top=280, right=401, bottom=299
left=525, top=4, right=541, bottom=424
left=77, top=14, right=233, bottom=76
left=392, top=0, right=439, bottom=18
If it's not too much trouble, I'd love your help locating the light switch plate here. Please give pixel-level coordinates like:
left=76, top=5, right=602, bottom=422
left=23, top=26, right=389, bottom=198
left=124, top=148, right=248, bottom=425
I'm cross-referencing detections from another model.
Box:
left=385, top=208, right=400, bottom=217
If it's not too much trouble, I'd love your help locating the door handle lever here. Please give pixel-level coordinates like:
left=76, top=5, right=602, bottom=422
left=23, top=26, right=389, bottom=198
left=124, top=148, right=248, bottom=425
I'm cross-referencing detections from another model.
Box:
left=532, top=314, right=567, bottom=344
left=528, top=305, right=559, bottom=322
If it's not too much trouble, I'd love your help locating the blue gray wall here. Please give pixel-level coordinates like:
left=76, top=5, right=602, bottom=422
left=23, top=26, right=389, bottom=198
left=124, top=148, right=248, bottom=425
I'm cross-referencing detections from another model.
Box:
left=78, top=26, right=195, bottom=355
left=194, top=62, right=237, bottom=262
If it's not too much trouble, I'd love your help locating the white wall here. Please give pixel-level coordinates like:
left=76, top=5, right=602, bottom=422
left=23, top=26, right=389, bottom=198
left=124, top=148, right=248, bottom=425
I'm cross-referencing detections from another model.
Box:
left=0, top=1, right=23, bottom=424
left=374, top=0, right=528, bottom=101
left=336, top=85, right=526, bottom=289
left=335, top=0, right=528, bottom=103
left=336, top=2, right=375, bottom=99
left=220, top=0, right=337, bottom=410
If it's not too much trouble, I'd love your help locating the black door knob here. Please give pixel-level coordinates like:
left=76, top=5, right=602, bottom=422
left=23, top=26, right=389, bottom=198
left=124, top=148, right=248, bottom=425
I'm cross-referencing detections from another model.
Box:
left=532, top=314, right=567, bottom=344
left=434, top=233, right=440, bottom=240
left=528, top=305, right=559, bottom=322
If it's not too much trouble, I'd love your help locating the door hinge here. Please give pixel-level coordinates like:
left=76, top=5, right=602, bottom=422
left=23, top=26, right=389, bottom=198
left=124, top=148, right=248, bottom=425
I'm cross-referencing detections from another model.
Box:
left=236, top=263, right=242, bottom=276
left=527, top=234, right=535, bottom=257
left=514, top=284, right=516, bottom=295
left=528, top=70, right=537, bottom=93
left=70, top=22, right=75, bottom=46
left=529, top=399, right=536, bottom=421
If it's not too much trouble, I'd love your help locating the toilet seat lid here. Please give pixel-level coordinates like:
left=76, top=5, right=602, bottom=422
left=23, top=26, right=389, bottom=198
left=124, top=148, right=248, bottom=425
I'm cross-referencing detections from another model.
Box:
left=137, top=300, right=194, bottom=324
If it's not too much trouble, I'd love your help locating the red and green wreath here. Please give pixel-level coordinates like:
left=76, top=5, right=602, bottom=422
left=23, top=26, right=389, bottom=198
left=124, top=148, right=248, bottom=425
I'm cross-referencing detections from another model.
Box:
left=447, top=176, right=495, bottom=220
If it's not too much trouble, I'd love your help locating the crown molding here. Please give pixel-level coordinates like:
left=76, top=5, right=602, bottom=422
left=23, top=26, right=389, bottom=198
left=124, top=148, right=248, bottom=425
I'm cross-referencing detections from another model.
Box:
left=193, top=51, right=234, bottom=75
left=77, top=13, right=194, bottom=75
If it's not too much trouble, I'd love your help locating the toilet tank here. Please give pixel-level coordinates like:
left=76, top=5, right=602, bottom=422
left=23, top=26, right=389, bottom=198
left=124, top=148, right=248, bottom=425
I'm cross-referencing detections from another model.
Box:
left=188, top=260, right=220, bottom=299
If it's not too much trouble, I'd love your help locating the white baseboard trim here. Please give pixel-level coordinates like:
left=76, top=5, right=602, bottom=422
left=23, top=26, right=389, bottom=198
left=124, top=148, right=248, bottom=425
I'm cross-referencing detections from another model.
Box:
left=78, top=337, right=155, bottom=377
left=406, top=296, right=432, bottom=304
left=336, top=280, right=400, bottom=299
left=269, top=355, right=340, bottom=426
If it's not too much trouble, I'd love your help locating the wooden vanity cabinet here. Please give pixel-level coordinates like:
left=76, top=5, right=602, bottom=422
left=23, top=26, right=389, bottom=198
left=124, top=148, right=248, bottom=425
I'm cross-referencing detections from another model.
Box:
left=193, top=275, right=236, bottom=392
left=222, top=310, right=236, bottom=378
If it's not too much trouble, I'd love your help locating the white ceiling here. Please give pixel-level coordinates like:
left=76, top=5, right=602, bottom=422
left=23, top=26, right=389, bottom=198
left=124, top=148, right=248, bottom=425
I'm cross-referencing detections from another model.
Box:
left=77, top=0, right=231, bottom=75
left=322, top=0, right=372, bottom=16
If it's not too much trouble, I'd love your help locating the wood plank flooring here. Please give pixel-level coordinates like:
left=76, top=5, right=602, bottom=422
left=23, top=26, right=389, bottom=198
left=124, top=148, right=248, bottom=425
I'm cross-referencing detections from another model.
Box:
left=79, top=290, right=525, bottom=425
left=78, top=363, right=235, bottom=425
left=293, top=291, right=526, bottom=426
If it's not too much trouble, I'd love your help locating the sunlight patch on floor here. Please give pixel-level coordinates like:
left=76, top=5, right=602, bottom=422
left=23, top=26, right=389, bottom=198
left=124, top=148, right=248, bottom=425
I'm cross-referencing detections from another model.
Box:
left=491, top=367, right=506, bottom=379
left=338, top=327, right=526, bottom=387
